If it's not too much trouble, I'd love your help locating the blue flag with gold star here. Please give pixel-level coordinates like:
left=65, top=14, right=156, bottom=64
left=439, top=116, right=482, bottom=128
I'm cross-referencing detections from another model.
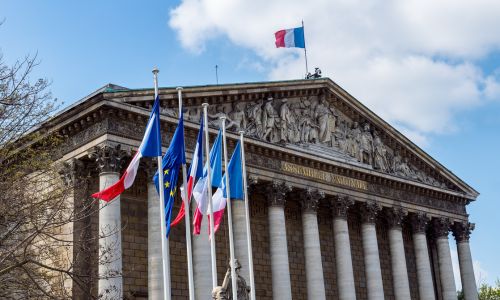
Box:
left=154, top=114, right=186, bottom=237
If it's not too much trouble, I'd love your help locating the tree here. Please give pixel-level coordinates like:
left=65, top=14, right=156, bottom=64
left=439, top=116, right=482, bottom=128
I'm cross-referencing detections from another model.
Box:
left=0, top=49, right=103, bottom=298
left=457, top=280, right=500, bottom=300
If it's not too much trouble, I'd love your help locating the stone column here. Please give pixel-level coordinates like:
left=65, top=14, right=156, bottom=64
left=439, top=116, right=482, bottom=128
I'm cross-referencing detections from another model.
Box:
left=332, top=196, right=356, bottom=300
left=360, top=201, right=384, bottom=300
left=385, top=207, right=411, bottom=300
left=89, top=145, right=126, bottom=299
left=453, top=222, right=478, bottom=300
left=233, top=200, right=250, bottom=281
left=192, top=203, right=212, bottom=299
left=300, top=189, right=326, bottom=300
left=145, top=160, right=164, bottom=299
left=266, top=181, right=292, bottom=300
left=410, top=213, right=436, bottom=300
left=432, top=217, right=457, bottom=300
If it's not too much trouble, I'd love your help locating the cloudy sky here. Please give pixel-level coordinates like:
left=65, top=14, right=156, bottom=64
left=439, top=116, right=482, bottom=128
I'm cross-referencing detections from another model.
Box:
left=2, top=0, right=499, bottom=289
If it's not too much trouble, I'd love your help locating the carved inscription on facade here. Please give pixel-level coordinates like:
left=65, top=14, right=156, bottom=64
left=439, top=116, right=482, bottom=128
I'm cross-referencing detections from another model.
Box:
left=281, top=161, right=368, bottom=191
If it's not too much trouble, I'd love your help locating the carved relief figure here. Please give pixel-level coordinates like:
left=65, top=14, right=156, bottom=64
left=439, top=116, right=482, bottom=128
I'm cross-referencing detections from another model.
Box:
left=373, top=130, right=388, bottom=172
left=247, top=99, right=264, bottom=138
left=315, top=94, right=336, bottom=144
left=279, top=99, right=292, bottom=143
left=359, top=123, right=374, bottom=165
left=229, top=102, right=247, bottom=132
left=349, top=122, right=361, bottom=159
left=262, top=98, right=278, bottom=142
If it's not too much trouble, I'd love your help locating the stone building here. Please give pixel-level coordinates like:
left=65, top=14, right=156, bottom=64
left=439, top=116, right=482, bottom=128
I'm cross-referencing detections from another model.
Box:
left=52, top=78, right=478, bottom=299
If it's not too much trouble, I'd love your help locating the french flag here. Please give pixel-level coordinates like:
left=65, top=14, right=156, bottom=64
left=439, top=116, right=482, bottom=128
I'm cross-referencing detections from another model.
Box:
left=170, top=118, right=204, bottom=227
left=92, top=96, right=162, bottom=202
left=275, top=26, right=305, bottom=48
left=211, top=141, right=243, bottom=234
left=192, top=130, right=222, bottom=235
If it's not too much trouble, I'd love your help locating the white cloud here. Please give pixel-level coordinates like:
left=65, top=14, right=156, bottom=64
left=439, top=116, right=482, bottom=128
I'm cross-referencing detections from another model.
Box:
left=169, top=0, right=500, bottom=145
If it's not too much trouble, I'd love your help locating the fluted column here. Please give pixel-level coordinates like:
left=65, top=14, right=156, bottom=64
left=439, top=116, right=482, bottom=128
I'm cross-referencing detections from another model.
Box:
left=89, top=145, right=126, bottom=299
left=432, top=217, right=457, bottom=300
left=145, top=160, right=164, bottom=299
left=360, top=201, right=384, bottom=300
left=192, top=203, right=212, bottom=298
left=332, top=196, right=356, bottom=300
left=385, top=207, right=411, bottom=300
left=300, top=189, right=326, bottom=300
left=410, top=213, right=435, bottom=300
left=266, top=181, right=292, bottom=300
left=453, top=222, right=478, bottom=300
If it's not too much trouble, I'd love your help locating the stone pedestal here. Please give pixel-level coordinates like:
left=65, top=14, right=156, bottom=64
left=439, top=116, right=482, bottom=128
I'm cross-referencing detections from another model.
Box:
left=360, top=201, right=384, bottom=300
left=332, top=196, right=356, bottom=300
left=301, top=189, right=326, bottom=300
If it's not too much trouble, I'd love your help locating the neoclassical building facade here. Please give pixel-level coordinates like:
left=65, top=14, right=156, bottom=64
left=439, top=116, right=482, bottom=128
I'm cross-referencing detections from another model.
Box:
left=52, top=79, right=478, bottom=299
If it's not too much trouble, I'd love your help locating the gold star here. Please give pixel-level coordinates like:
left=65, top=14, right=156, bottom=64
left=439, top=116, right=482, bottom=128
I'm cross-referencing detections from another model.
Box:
left=164, top=181, right=170, bottom=188
left=164, top=169, right=169, bottom=175
left=170, top=190, right=175, bottom=196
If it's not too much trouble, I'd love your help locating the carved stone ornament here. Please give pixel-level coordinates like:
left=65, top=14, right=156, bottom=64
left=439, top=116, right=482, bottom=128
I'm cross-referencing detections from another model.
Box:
left=88, top=144, right=127, bottom=174
left=182, top=93, right=448, bottom=188
left=452, top=221, right=475, bottom=243
left=58, top=158, right=85, bottom=187
left=432, top=217, right=451, bottom=238
left=410, top=212, right=430, bottom=234
left=247, top=175, right=259, bottom=196
left=331, top=195, right=354, bottom=219
left=141, top=157, right=158, bottom=182
left=265, top=180, right=292, bottom=207
left=360, top=201, right=382, bottom=224
left=300, top=188, right=325, bottom=213
left=385, top=206, right=408, bottom=229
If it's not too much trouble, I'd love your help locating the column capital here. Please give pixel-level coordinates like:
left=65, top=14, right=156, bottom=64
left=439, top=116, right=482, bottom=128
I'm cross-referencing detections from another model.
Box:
left=266, top=180, right=291, bottom=207
left=432, top=217, right=451, bottom=238
left=410, top=212, right=430, bottom=234
left=360, top=201, right=382, bottom=224
left=88, top=144, right=127, bottom=174
left=142, top=157, right=158, bottom=182
left=331, top=195, right=354, bottom=219
left=452, top=221, right=475, bottom=243
left=247, top=175, right=259, bottom=195
left=58, top=158, right=86, bottom=187
left=385, top=206, right=408, bottom=229
left=300, top=188, right=324, bottom=213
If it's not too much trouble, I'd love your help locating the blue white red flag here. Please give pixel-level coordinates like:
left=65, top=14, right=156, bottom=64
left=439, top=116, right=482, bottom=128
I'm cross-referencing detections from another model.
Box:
left=192, top=130, right=223, bottom=235
left=275, top=26, right=305, bottom=48
left=92, top=96, right=162, bottom=201
left=211, top=141, right=243, bottom=234
left=171, top=118, right=204, bottom=227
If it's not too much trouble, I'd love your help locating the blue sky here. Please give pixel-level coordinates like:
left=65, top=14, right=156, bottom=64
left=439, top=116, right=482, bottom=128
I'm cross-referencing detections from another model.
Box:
left=2, top=0, right=499, bottom=288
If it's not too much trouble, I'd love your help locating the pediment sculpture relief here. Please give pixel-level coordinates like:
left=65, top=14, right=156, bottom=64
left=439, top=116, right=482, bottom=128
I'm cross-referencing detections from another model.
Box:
left=173, top=93, right=447, bottom=189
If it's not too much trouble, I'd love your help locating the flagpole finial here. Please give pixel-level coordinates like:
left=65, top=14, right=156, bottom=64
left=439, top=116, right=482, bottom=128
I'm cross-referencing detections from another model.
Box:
left=238, top=130, right=245, bottom=135
left=219, top=116, right=226, bottom=121
left=176, top=87, right=183, bottom=91
left=152, top=67, right=159, bottom=75
left=202, top=103, right=209, bottom=108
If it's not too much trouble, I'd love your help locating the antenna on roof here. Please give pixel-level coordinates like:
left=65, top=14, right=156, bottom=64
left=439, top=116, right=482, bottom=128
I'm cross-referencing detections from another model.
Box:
left=215, top=65, right=219, bottom=85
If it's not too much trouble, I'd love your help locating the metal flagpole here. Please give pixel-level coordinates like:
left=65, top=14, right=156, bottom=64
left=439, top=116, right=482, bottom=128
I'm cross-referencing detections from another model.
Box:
left=177, top=87, right=195, bottom=300
left=238, top=131, right=256, bottom=300
left=152, top=67, right=171, bottom=300
left=302, top=20, right=309, bottom=77
left=220, top=116, right=238, bottom=300
left=202, top=103, right=218, bottom=289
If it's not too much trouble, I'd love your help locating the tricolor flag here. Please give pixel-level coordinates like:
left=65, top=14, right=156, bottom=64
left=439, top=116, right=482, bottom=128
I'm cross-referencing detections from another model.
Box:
left=170, top=118, right=204, bottom=227
left=192, top=130, right=222, bottom=235
left=92, top=96, right=162, bottom=201
left=275, top=26, right=305, bottom=48
left=211, top=141, right=243, bottom=234
left=154, top=114, right=186, bottom=237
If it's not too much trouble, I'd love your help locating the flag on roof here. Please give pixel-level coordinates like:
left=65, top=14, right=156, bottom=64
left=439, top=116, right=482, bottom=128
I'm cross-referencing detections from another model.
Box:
left=275, top=26, right=305, bottom=48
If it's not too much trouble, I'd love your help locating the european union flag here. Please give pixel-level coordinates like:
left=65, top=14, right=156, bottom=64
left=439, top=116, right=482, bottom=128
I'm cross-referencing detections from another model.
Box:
left=154, top=114, right=186, bottom=237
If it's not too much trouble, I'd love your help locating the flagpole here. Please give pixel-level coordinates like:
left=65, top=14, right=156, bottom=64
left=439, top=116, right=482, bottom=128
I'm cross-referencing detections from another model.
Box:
left=220, top=116, right=238, bottom=300
left=177, top=87, right=195, bottom=300
left=302, top=20, right=309, bottom=77
left=202, top=103, right=218, bottom=289
left=238, top=131, right=256, bottom=300
left=153, top=67, right=171, bottom=300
